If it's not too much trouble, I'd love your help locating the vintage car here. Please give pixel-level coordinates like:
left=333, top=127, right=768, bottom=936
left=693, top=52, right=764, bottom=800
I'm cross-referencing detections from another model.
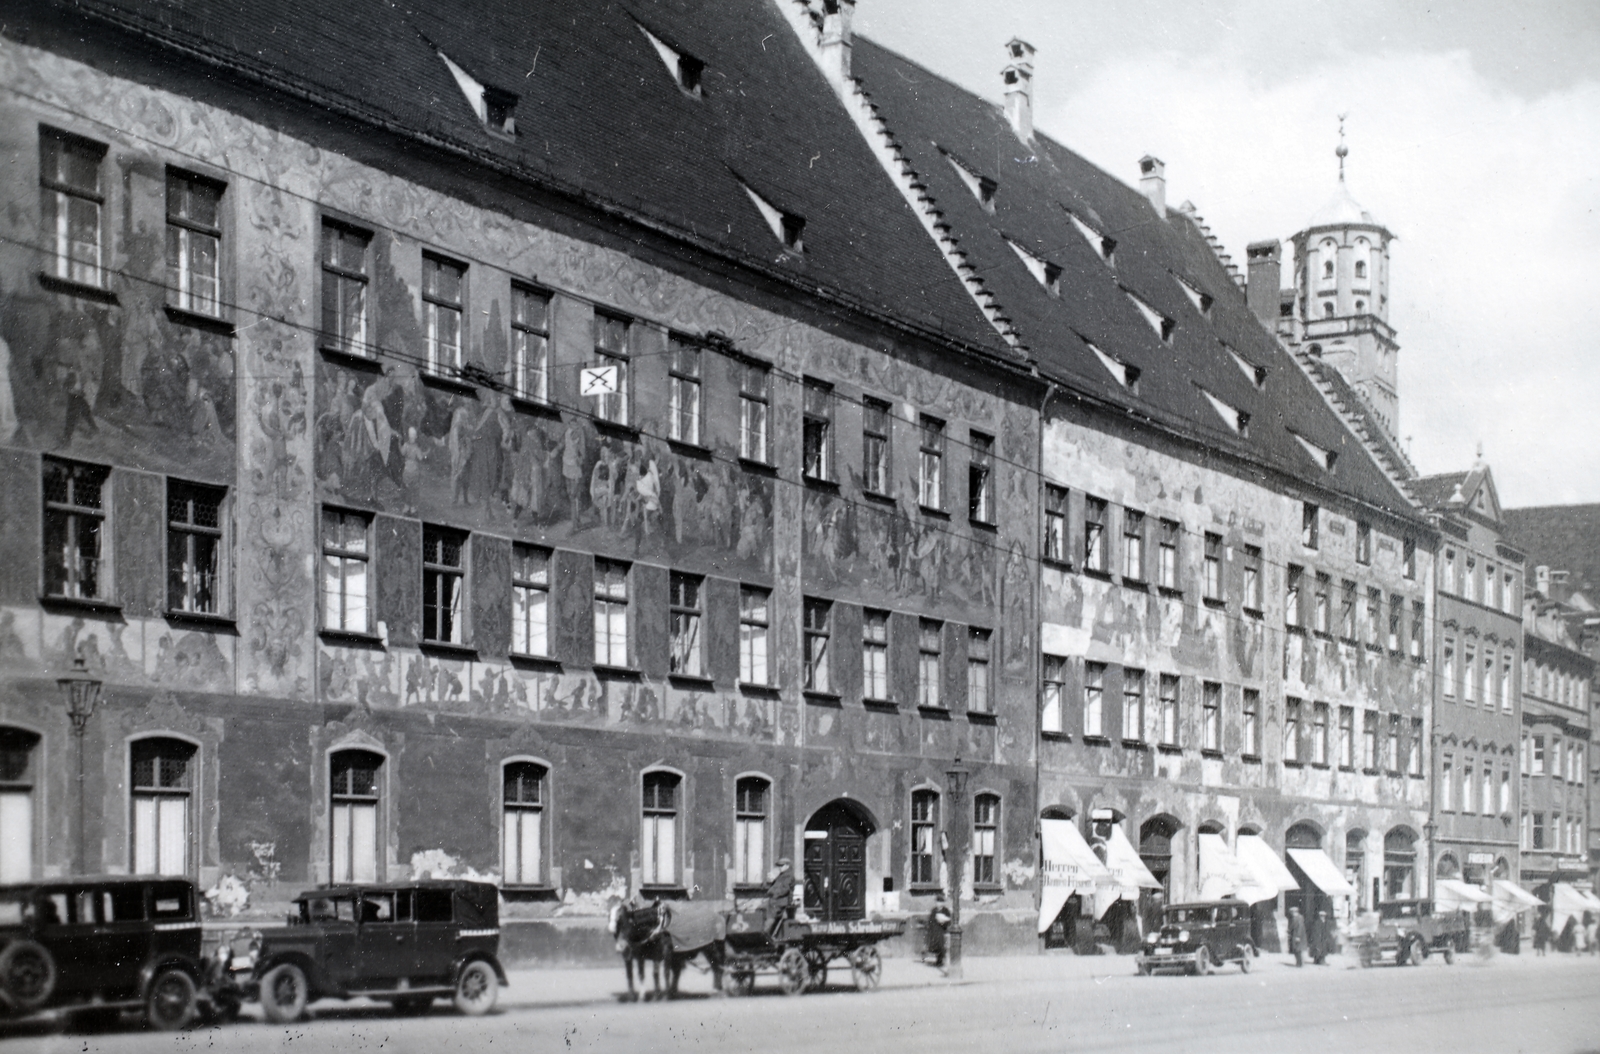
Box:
left=0, top=876, right=217, bottom=1029
left=1136, top=900, right=1255, bottom=975
left=1356, top=898, right=1469, bottom=967
left=247, top=880, right=505, bottom=1022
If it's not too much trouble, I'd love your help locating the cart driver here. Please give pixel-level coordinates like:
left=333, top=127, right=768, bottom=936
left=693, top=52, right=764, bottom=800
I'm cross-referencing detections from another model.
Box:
left=764, top=858, right=796, bottom=936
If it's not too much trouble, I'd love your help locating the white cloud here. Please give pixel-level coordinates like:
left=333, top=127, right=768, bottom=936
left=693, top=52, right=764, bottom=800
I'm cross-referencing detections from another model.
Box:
left=1034, top=50, right=1600, bottom=505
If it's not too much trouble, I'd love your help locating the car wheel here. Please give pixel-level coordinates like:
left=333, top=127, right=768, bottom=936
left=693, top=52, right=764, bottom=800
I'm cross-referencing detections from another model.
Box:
left=1237, top=945, right=1252, bottom=974
left=1407, top=940, right=1425, bottom=967
left=260, top=963, right=309, bottom=1023
left=390, top=995, right=434, bottom=1016
left=145, top=967, right=197, bottom=1031
left=453, top=961, right=497, bottom=1016
left=0, top=940, right=56, bottom=1011
left=849, top=946, right=882, bottom=991
left=1194, top=945, right=1212, bottom=976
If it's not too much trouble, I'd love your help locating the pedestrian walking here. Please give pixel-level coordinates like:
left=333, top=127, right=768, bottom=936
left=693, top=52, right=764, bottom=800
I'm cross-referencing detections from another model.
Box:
left=927, top=894, right=953, bottom=975
left=1288, top=906, right=1307, bottom=967
left=1585, top=913, right=1598, bottom=956
left=1311, top=909, right=1332, bottom=964
left=1533, top=909, right=1551, bottom=956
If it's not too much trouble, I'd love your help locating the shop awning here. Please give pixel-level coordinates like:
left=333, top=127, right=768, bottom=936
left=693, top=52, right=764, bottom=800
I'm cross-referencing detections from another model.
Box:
left=1094, top=826, right=1163, bottom=919
left=1434, top=878, right=1492, bottom=912
left=1286, top=847, right=1358, bottom=896
left=1198, top=833, right=1252, bottom=901
left=1038, top=819, right=1111, bottom=934
left=1490, top=879, right=1542, bottom=923
left=1236, top=835, right=1300, bottom=903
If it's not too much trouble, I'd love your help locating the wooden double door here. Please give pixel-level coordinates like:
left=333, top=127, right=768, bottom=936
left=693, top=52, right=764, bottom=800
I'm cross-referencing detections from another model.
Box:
left=802, top=801, right=869, bottom=921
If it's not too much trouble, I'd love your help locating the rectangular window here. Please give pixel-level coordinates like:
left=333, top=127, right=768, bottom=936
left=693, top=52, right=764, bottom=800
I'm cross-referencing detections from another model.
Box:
left=1533, top=812, right=1545, bottom=850
left=1482, top=766, right=1494, bottom=817
left=1242, top=546, right=1262, bottom=610
left=1202, top=533, right=1222, bottom=601
left=1502, top=571, right=1516, bottom=614
left=734, top=778, right=767, bottom=888
left=862, top=398, right=891, bottom=496
left=1123, top=510, right=1145, bottom=581
left=1409, top=718, right=1424, bottom=777
left=322, top=221, right=370, bottom=355
left=511, top=544, right=550, bottom=657
left=1463, top=642, right=1477, bottom=704
left=1202, top=682, right=1221, bottom=752
left=1485, top=562, right=1498, bottom=609
left=1284, top=697, right=1302, bottom=763
left=918, top=416, right=945, bottom=509
left=1312, top=702, right=1330, bottom=765
left=1410, top=601, right=1424, bottom=659
left=166, top=170, right=223, bottom=316
left=1123, top=669, right=1145, bottom=742
left=1386, top=714, right=1401, bottom=772
left=1042, top=655, right=1067, bottom=734
left=502, top=763, right=545, bottom=886
left=667, top=337, right=701, bottom=445
left=1443, top=548, right=1458, bottom=594
left=972, top=795, right=999, bottom=887
left=1243, top=689, right=1261, bottom=756
left=862, top=609, right=889, bottom=700
left=1362, top=710, right=1379, bottom=770
left=641, top=772, right=679, bottom=887
left=802, top=380, right=833, bottom=481
left=1158, top=519, right=1179, bottom=590
left=1442, top=636, right=1456, bottom=697
left=43, top=458, right=109, bottom=601
left=421, top=526, right=467, bottom=644
left=166, top=481, right=224, bottom=615
left=41, top=128, right=106, bottom=287
left=967, top=629, right=992, bottom=714
left=1356, top=520, right=1372, bottom=564
left=1085, top=498, right=1108, bottom=572
left=1388, top=594, right=1402, bottom=651
left=1365, top=588, right=1382, bottom=647
left=1484, top=647, right=1497, bottom=711
left=1534, top=735, right=1546, bottom=775
left=803, top=598, right=831, bottom=692
left=420, top=253, right=466, bottom=374
left=1310, top=573, right=1331, bottom=634
left=668, top=572, right=703, bottom=676
left=1403, top=537, right=1416, bottom=579
left=968, top=432, right=994, bottom=523
left=1340, top=580, right=1357, bottom=639
left=593, top=559, right=629, bottom=666
left=910, top=790, right=939, bottom=886
left=320, top=508, right=370, bottom=633
left=1301, top=502, right=1319, bottom=549
left=1159, top=674, right=1180, bottom=746
left=592, top=313, right=631, bottom=425
left=739, top=586, right=770, bottom=686
left=1442, top=755, right=1454, bottom=811
left=739, top=362, right=770, bottom=463
left=330, top=753, right=380, bottom=884
left=918, top=620, right=943, bottom=708
left=511, top=285, right=551, bottom=401
left=1043, top=485, right=1068, bottom=562
left=131, top=740, right=192, bottom=876
left=1083, top=662, right=1105, bottom=737
left=1339, top=706, right=1355, bottom=769
left=1285, top=565, right=1303, bottom=627
left=1464, top=555, right=1477, bottom=603
left=1463, top=759, right=1476, bottom=814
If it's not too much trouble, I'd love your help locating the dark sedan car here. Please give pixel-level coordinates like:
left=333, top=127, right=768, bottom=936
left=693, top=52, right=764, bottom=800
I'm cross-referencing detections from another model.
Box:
left=1136, top=900, right=1255, bottom=975
left=249, top=880, right=505, bottom=1022
left=0, top=877, right=210, bottom=1029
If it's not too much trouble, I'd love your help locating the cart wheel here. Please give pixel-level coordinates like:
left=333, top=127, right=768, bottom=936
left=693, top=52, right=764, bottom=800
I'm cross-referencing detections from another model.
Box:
left=1237, top=945, right=1251, bottom=973
left=777, top=948, right=810, bottom=996
left=727, top=964, right=755, bottom=997
left=1407, top=940, right=1425, bottom=967
left=1194, top=945, right=1212, bottom=976
left=850, top=945, right=882, bottom=991
left=803, top=949, right=829, bottom=991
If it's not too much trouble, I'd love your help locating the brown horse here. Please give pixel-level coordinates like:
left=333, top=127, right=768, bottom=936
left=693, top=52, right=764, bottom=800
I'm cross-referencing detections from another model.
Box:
left=609, top=900, right=670, bottom=1002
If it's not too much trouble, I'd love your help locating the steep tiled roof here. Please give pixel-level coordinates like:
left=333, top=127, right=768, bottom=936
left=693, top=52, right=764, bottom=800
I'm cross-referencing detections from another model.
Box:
left=65, top=0, right=1011, bottom=356
left=1410, top=471, right=1473, bottom=510
left=846, top=37, right=1421, bottom=518
left=1504, top=504, right=1600, bottom=595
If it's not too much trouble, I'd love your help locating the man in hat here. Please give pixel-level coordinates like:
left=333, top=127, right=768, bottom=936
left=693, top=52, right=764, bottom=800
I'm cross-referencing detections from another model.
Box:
left=765, top=858, right=796, bottom=937
left=927, top=893, right=953, bottom=975
left=1288, top=905, right=1308, bottom=967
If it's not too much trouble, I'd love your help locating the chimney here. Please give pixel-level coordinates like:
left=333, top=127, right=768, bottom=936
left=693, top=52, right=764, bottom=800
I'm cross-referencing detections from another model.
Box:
left=1139, top=155, right=1166, bottom=217
left=818, top=0, right=855, bottom=88
left=1002, top=38, right=1035, bottom=142
left=1245, top=240, right=1282, bottom=325
left=1536, top=565, right=1550, bottom=597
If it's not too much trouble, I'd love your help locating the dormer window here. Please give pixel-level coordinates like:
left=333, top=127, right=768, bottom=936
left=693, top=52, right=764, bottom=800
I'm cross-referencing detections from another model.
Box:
left=1291, top=431, right=1339, bottom=471
left=941, top=149, right=996, bottom=212
left=1124, top=289, right=1174, bottom=343
left=1087, top=341, right=1139, bottom=393
left=1224, top=344, right=1267, bottom=388
left=639, top=24, right=704, bottom=96
left=1197, top=386, right=1248, bottom=437
left=1174, top=273, right=1213, bottom=317
left=1065, top=210, right=1115, bottom=265
left=741, top=182, right=804, bottom=253
left=1006, top=239, right=1060, bottom=296
left=483, top=88, right=517, bottom=136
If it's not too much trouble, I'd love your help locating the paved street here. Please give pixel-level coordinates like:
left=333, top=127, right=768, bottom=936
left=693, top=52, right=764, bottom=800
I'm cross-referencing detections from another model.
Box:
left=2, top=950, right=1597, bottom=1054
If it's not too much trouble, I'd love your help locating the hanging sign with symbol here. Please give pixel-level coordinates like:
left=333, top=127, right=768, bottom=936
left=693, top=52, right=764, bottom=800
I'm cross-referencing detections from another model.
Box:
left=580, top=366, right=618, bottom=396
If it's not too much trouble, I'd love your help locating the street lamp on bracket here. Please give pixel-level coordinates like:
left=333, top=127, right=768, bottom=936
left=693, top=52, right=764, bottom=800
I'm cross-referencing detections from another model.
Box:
left=944, top=758, right=970, bottom=980
left=57, top=656, right=102, bottom=875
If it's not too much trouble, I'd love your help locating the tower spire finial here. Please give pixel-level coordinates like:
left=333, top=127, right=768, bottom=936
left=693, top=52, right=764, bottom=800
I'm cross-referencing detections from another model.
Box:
left=1336, top=113, right=1349, bottom=183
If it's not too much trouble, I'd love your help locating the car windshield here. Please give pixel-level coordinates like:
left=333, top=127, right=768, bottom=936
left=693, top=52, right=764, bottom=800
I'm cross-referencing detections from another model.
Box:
left=1382, top=902, right=1419, bottom=919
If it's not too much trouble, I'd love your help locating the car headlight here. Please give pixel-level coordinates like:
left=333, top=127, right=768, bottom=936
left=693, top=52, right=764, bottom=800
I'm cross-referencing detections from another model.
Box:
left=1178, top=930, right=1190, bottom=943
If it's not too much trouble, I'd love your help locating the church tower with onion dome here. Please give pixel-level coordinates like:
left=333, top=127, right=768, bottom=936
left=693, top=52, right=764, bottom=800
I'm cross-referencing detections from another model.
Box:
left=1251, top=120, right=1401, bottom=446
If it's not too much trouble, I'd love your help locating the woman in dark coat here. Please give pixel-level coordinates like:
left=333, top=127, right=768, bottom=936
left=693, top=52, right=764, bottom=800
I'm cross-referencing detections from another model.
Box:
left=1288, top=906, right=1308, bottom=967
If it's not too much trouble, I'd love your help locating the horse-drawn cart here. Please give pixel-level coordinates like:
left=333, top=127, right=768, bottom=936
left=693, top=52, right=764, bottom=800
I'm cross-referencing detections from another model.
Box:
left=721, top=912, right=906, bottom=996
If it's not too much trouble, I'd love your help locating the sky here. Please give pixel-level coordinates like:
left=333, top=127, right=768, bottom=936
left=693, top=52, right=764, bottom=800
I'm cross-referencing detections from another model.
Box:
left=853, top=0, right=1600, bottom=508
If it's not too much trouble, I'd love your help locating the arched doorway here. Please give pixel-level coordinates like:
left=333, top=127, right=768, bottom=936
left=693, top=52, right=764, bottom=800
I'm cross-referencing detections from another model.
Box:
left=803, top=800, right=876, bottom=922
left=1139, top=815, right=1181, bottom=939
left=1383, top=827, right=1418, bottom=899
left=1435, top=853, right=1460, bottom=880
left=1284, top=822, right=1325, bottom=922
left=1345, top=830, right=1368, bottom=912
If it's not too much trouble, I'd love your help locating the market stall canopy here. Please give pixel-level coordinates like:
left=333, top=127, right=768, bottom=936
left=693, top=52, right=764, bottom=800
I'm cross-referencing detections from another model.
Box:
left=1094, top=825, right=1163, bottom=919
left=1551, top=882, right=1600, bottom=931
left=1198, top=833, right=1251, bottom=901
left=1038, top=819, right=1111, bottom=933
left=1286, top=848, right=1357, bottom=896
left=1490, top=879, right=1541, bottom=923
left=1236, top=835, right=1300, bottom=904
left=1434, top=878, right=1492, bottom=913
